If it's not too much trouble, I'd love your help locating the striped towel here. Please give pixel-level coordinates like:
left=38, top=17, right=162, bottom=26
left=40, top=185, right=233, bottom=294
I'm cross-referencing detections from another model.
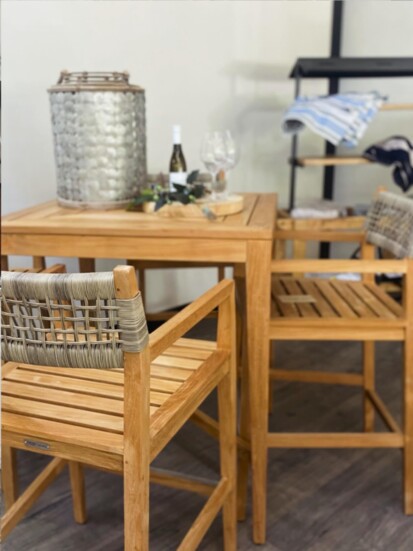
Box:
left=282, top=92, right=386, bottom=147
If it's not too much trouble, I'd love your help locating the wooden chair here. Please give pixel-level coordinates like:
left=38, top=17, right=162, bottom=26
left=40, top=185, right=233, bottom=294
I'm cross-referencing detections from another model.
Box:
left=241, top=191, right=413, bottom=543
left=1, top=265, right=237, bottom=550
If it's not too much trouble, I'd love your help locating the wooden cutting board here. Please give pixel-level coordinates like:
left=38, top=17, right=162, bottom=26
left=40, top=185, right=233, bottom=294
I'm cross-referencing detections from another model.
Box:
left=143, top=194, right=244, bottom=219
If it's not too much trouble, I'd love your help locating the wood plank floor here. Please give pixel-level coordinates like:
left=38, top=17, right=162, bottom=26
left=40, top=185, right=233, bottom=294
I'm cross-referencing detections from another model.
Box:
left=2, top=322, right=413, bottom=550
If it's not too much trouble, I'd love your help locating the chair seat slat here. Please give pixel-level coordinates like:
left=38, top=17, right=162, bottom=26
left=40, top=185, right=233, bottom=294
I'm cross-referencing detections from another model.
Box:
left=365, top=282, right=405, bottom=317
left=297, top=279, right=338, bottom=318
left=5, top=365, right=184, bottom=397
left=2, top=380, right=124, bottom=414
left=2, top=395, right=125, bottom=434
left=313, top=279, right=358, bottom=318
left=271, top=278, right=298, bottom=317
left=2, top=380, right=170, bottom=412
left=280, top=278, right=319, bottom=318
left=350, top=282, right=397, bottom=319
left=271, top=278, right=404, bottom=321
left=329, top=280, right=377, bottom=318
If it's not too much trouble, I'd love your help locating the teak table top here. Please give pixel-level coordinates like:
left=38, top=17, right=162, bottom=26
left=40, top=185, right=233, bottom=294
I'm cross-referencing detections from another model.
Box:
left=2, top=193, right=277, bottom=241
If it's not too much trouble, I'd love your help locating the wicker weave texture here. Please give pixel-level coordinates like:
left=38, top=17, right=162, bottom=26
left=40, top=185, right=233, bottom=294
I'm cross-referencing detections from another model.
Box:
left=366, top=192, right=413, bottom=258
left=1, top=271, right=148, bottom=369
left=49, top=87, right=146, bottom=208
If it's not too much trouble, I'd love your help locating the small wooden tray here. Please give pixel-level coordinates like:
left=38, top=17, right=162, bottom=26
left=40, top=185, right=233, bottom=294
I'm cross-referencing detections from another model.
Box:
left=143, top=195, right=244, bottom=219
left=196, top=195, right=244, bottom=216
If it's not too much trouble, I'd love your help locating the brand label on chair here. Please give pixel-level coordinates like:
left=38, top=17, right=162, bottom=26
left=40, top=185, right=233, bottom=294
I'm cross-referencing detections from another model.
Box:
left=278, top=294, right=316, bottom=304
left=24, top=439, right=51, bottom=451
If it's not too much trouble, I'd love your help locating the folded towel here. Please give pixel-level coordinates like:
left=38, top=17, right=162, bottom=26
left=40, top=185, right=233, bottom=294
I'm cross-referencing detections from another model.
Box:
left=291, top=199, right=347, bottom=219
left=363, top=136, right=413, bottom=192
left=282, top=92, right=386, bottom=147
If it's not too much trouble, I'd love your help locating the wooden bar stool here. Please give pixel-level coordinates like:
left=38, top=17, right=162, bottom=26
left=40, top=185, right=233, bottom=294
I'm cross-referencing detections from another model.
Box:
left=1, top=266, right=237, bottom=550
left=242, top=192, right=413, bottom=543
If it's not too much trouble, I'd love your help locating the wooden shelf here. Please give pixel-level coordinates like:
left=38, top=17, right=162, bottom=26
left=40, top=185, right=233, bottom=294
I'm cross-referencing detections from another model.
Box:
left=380, top=103, right=413, bottom=111
left=294, top=156, right=371, bottom=167
left=290, top=58, right=413, bottom=79
left=292, top=103, right=413, bottom=168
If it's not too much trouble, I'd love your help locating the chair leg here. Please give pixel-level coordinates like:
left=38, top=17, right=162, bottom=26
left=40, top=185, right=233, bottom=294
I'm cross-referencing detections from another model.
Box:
left=268, top=342, right=275, bottom=414
left=32, top=256, right=46, bottom=270
left=68, top=462, right=87, bottom=524
left=237, top=379, right=250, bottom=521
left=218, top=361, right=237, bottom=551
left=123, top=340, right=151, bottom=551
left=404, top=334, right=413, bottom=514
left=234, top=268, right=245, bottom=377
left=363, top=341, right=375, bottom=432
left=234, top=268, right=250, bottom=520
left=236, top=314, right=250, bottom=521
left=1, top=447, right=18, bottom=510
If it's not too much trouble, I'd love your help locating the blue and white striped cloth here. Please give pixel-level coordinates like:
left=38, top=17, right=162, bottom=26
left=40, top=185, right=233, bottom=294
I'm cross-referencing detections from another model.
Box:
left=282, top=92, right=386, bottom=147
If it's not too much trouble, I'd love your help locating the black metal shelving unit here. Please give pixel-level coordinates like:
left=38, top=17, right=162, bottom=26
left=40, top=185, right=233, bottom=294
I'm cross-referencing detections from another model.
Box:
left=288, top=56, right=413, bottom=212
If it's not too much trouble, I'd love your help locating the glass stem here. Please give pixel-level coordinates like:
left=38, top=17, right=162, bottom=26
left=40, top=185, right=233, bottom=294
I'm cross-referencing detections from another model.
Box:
left=211, top=172, right=218, bottom=201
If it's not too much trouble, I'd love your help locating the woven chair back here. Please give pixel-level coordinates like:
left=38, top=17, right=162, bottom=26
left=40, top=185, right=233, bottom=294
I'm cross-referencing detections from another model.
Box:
left=1, top=271, right=148, bottom=369
left=365, top=192, right=413, bottom=258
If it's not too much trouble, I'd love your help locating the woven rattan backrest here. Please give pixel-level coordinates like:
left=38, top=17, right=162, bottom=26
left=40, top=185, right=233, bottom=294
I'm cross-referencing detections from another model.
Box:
left=1, top=271, right=148, bottom=369
left=365, top=192, right=413, bottom=258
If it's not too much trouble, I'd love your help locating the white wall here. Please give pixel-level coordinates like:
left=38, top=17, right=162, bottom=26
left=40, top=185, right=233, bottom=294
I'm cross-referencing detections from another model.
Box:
left=2, top=0, right=331, bottom=309
left=334, top=1, right=413, bottom=206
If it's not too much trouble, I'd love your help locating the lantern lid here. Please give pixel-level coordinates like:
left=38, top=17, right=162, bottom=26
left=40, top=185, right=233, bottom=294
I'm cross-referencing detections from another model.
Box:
left=48, top=71, right=144, bottom=93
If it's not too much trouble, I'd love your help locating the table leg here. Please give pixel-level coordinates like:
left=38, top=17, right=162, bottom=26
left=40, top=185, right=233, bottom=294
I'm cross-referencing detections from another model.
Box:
left=237, top=340, right=250, bottom=520
left=234, top=269, right=249, bottom=521
left=79, top=258, right=95, bottom=272
left=246, top=239, right=272, bottom=544
left=1, top=446, right=18, bottom=510
left=33, top=256, right=46, bottom=270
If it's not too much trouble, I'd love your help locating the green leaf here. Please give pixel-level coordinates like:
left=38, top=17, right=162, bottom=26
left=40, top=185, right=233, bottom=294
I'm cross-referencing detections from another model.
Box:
left=192, top=184, right=205, bottom=199
left=172, top=183, right=187, bottom=193
left=127, top=174, right=209, bottom=212
left=172, top=192, right=190, bottom=204
left=154, top=197, right=167, bottom=211
left=133, top=196, right=149, bottom=205
left=187, top=170, right=199, bottom=184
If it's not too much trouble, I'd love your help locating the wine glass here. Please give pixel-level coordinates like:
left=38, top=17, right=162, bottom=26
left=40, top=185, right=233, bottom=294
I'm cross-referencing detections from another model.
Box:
left=200, top=132, right=222, bottom=199
left=200, top=131, right=238, bottom=200
left=222, top=130, right=239, bottom=177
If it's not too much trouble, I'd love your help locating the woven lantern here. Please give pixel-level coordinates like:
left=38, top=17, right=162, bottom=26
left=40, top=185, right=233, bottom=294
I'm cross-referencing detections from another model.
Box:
left=49, top=71, right=146, bottom=209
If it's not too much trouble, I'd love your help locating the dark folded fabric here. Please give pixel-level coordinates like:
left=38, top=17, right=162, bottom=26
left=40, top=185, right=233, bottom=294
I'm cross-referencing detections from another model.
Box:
left=363, top=136, right=413, bottom=192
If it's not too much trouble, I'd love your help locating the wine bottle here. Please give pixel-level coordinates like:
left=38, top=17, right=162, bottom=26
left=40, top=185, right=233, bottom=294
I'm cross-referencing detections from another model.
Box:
left=169, top=125, right=187, bottom=191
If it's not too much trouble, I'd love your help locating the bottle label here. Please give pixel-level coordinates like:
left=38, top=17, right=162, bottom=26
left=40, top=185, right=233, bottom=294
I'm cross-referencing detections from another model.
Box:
left=169, top=172, right=187, bottom=191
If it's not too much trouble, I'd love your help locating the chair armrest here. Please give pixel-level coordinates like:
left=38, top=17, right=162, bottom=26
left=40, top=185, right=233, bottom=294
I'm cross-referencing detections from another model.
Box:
left=271, top=259, right=407, bottom=275
left=149, top=279, right=234, bottom=361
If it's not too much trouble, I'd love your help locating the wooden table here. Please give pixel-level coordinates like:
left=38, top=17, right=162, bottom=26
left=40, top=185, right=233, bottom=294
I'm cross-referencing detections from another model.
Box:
left=1, top=192, right=277, bottom=542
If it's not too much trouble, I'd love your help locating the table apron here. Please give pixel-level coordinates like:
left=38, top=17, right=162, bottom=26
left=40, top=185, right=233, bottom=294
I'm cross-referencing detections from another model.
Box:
left=2, top=234, right=247, bottom=263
